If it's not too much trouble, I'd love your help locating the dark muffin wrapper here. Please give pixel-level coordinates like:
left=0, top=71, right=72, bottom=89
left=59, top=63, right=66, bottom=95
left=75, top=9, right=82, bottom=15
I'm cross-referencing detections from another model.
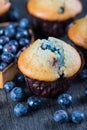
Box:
left=30, top=15, right=73, bottom=39
left=77, top=47, right=87, bottom=68
left=25, top=77, right=71, bottom=98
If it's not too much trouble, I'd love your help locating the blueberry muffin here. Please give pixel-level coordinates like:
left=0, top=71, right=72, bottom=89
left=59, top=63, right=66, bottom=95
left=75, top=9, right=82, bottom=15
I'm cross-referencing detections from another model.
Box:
left=68, top=15, right=87, bottom=67
left=27, top=0, right=82, bottom=38
left=0, top=0, right=11, bottom=22
left=18, top=37, right=82, bottom=98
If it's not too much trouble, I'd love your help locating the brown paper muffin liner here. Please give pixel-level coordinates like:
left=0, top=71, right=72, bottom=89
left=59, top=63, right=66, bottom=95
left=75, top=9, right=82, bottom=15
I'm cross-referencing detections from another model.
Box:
left=77, top=47, right=87, bottom=68
left=30, top=15, right=73, bottom=39
left=25, top=77, right=71, bottom=98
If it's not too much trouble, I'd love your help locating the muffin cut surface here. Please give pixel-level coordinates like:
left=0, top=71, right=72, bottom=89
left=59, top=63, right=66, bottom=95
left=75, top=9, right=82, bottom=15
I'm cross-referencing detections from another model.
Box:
left=18, top=37, right=81, bottom=81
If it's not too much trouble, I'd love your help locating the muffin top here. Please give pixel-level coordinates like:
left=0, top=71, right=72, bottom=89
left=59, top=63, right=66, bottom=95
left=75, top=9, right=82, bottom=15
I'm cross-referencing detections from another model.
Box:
left=0, top=0, right=11, bottom=16
left=27, top=0, right=82, bottom=21
left=18, top=37, right=81, bottom=82
left=68, top=15, right=87, bottom=49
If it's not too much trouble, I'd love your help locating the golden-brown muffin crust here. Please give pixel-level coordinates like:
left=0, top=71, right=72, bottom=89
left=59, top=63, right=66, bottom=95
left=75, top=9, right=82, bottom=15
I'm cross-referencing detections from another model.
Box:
left=27, top=0, right=82, bottom=21
left=68, top=15, right=87, bottom=49
left=0, top=0, right=11, bottom=16
left=18, top=37, right=81, bottom=81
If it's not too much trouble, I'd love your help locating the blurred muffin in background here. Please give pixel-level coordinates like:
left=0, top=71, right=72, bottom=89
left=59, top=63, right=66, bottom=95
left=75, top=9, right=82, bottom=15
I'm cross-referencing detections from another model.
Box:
left=0, top=0, right=19, bottom=22
left=27, top=0, right=82, bottom=39
left=68, top=15, right=87, bottom=68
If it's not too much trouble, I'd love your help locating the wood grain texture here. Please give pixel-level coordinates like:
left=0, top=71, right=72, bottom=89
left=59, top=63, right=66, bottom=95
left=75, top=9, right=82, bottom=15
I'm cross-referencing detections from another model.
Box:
left=0, top=0, right=87, bottom=130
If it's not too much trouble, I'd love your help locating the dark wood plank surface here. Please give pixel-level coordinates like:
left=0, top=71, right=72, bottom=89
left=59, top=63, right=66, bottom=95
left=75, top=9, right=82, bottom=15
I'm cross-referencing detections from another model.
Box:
left=0, top=0, right=87, bottom=130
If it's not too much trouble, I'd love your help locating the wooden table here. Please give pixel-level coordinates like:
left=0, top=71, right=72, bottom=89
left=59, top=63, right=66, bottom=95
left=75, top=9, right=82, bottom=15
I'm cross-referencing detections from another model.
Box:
left=0, top=0, right=87, bottom=130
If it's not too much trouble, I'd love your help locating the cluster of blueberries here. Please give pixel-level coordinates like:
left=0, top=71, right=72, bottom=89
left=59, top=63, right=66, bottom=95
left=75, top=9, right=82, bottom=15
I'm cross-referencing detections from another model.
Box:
left=0, top=18, right=31, bottom=71
left=53, top=72, right=87, bottom=124
left=4, top=72, right=87, bottom=125
left=4, top=72, right=43, bottom=117
left=54, top=93, right=85, bottom=124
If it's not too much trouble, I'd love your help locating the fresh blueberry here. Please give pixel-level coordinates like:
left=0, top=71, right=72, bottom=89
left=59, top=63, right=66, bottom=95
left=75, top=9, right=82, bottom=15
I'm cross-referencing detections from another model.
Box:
left=15, top=32, right=23, bottom=40
left=27, top=96, right=42, bottom=109
left=10, top=87, right=25, bottom=102
left=14, top=103, right=29, bottom=117
left=4, top=26, right=16, bottom=38
left=16, top=30, right=29, bottom=40
left=8, top=7, right=20, bottom=22
left=19, top=18, right=30, bottom=29
left=22, top=30, right=30, bottom=38
left=57, top=93, right=73, bottom=108
left=0, top=62, right=8, bottom=71
left=3, top=43, right=17, bottom=54
left=19, top=38, right=29, bottom=47
left=8, top=40, right=19, bottom=48
left=0, top=29, right=4, bottom=36
left=4, top=81, right=16, bottom=92
left=16, top=73, right=25, bottom=83
left=1, top=52, right=15, bottom=64
left=0, top=45, right=3, bottom=53
left=7, top=23, right=17, bottom=29
left=0, top=36, right=9, bottom=45
left=71, top=111, right=85, bottom=124
left=53, top=110, right=69, bottom=123
left=78, top=69, right=87, bottom=81
left=84, top=88, right=87, bottom=96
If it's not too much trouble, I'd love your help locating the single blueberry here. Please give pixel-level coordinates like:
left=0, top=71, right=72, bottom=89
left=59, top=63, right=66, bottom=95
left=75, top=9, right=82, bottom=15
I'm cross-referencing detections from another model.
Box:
left=57, top=93, right=73, bottom=108
left=4, top=81, right=16, bottom=92
left=23, top=30, right=30, bottom=38
left=15, top=32, right=23, bottom=40
left=1, top=52, right=15, bottom=64
left=19, top=18, right=30, bottom=29
left=0, top=62, right=8, bottom=71
left=0, top=29, right=4, bottom=36
left=78, top=69, right=87, bottom=81
left=71, top=111, right=85, bottom=124
left=8, top=7, right=20, bottom=22
left=7, top=23, right=17, bottom=29
left=4, top=27, right=16, bottom=38
left=53, top=110, right=69, bottom=123
left=16, top=73, right=25, bottom=83
left=84, top=88, right=87, bottom=96
left=19, top=38, right=29, bottom=47
left=27, top=96, right=42, bottom=109
left=16, top=30, right=29, bottom=40
left=10, top=87, right=25, bottom=102
left=14, top=103, right=29, bottom=117
left=8, top=40, right=19, bottom=48
left=3, top=43, right=18, bottom=54
left=0, top=36, right=9, bottom=45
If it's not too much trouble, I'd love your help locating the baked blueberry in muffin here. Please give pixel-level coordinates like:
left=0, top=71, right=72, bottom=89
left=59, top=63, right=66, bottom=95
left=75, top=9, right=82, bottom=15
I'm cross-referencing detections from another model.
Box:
left=68, top=15, right=87, bottom=68
left=18, top=37, right=82, bottom=98
left=27, top=0, right=82, bottom=38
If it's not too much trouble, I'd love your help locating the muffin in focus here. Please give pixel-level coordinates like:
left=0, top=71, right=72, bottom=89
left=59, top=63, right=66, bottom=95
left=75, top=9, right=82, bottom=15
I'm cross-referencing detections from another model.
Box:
left=27, top=0, right=82, bottom=38
left=18, top=37, right=82, bottom=98
left=0, top=0, right=11, bottom=22
left=68, top=15, right=87, bottom=67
